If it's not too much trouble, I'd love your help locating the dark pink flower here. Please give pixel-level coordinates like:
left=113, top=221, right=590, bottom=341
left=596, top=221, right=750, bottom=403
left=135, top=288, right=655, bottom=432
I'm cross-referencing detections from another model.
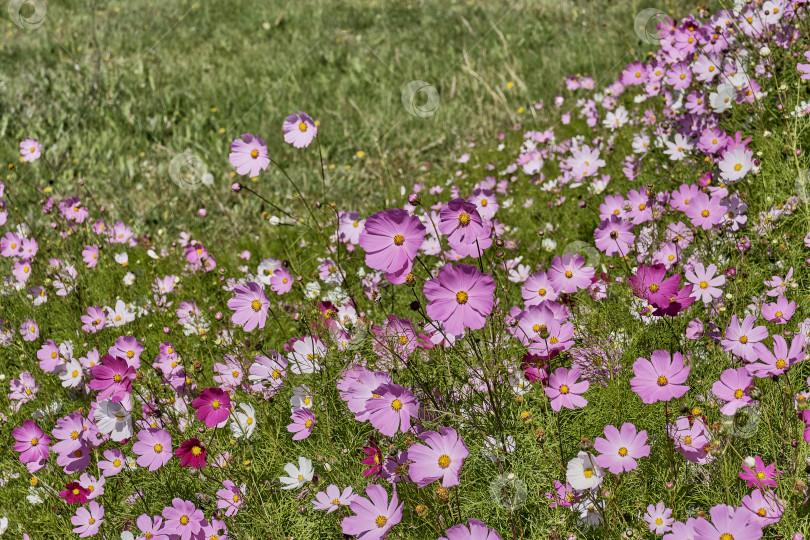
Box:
left=359, top=209, right=426, bottom=284
left=630, top=351, right=690, bottom=404
left=192, top=387, right=231, bottom=428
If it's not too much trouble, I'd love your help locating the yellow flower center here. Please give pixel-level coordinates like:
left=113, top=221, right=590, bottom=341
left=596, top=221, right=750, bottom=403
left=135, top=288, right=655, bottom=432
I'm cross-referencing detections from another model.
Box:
left=701, top=210, right=710, bottom=217
left=233, top=494, right=240, bottom=502
left=757, top=508, right=766, bottom=517
left=393, top=234, right=405, bottom=246
left=775, top=311, right=782, bottom=318
left=458, top=213, right=471, bottom=225
left=683, top=436, right=692, bottom=445
left=438, top=455, right=451, bottom=468
left=391, top=399, right=403, bottom=411
left=250, top=149, right=259, bottom=159
left=699, top=281, right=708, bottom=289
left=456, top=290, right=468, bottom=304
left=734, top=389, right=744, bottom=399
left=88, top=518, right=95, bottom=525
left=113, top=374, right=122, bottom=383
left=73, top=488, right=80, bottom=495
left=739, top=336, right=748, bottom=344
left=720, top=535, right=734, bottom=540
left=776, top=359, right=786, bottom=369
left=398, top=336, right=408, bottom=345
left=656, top=518, right=663, bottom=525
left=180, top=516, right=189, bottom=525
left=618, top=447, right=628, bottom=457
left=331, top=498, right=340, bottom=505
left=734, top=163, right=742, bottom=171
left=559, top=384, right=569, bottom=394
left=649, top=283, right=659, bottom=293
left=71, top=431, right=80, bottom=440
left=376, top=516, right=388, bottom=527
left=304, top=419, right=313, bottom=428
left=657, top=375, right=668, bottom=386
left=251, top=299, right=262, bottom=311
left=113, top=459, right=121, bottom=467
left=538, top=288, right=547, bottom=296
left=481, top=199, right=488, bottom=206
left=211, top=400, right=220, bottom=409
left=192, top=446, right=202, bottom=456
left=756, top=471, right=765, bottom=479
left=639, top=203, right=646, bottom=211
left=564, top=270, right=573, bottom=278
left=298, top=122, right=308, bottom=132
left=72, top=370, right=79, bottom=378
left=583, top=468, right=593, bottom=478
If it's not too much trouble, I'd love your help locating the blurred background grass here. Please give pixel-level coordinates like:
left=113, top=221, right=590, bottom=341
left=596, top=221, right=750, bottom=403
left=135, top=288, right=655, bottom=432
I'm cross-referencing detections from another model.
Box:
left=1, top=0, right=697, bottom=235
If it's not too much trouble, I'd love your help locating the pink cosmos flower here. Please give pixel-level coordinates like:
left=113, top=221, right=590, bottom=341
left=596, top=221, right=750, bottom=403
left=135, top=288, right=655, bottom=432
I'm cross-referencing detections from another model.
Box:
left=341, top=484, right=403, bottom=540
left=407, top=426, right=469, bottom=488
left=685, top=192, right=726, bottom=230
left=685, top=263, right=725, bottom=303
left=521, top=271, right=560, bottom=305
left=82, top=245, right=99, bottom=268
left=283, top=111, right=317, bottom=148
left=594, top=216, right=635, bottom=257
left=663, top=518, right=699, bottom=540
left=693, top=503, right=763, bottom=540
left=216, top=479, right=245, bottom=517
left=269, top=267, right=293, bottom=294
left=287, top=408, right=316, bottom=440
left=548, top=253, right=595, bottom=294
left=594, top=422, right=650, bottom=474
left=229, top=134, right=270, bottom=178
left=20, top=319, right=38, bottom=341
left=747, top=334, right=805, bottom=378
left=438, top=198, right=491, bottom=250
left=667, top=415, right=713, bottom=464
left=741, top=488, right=784, bottom=527
left=738, top=456, right=779, bottom=489
left=97, top=449, right=126, bottom=477
left=192, top=387, right=231, bottom=428
left=132, top=428, right=173, bottom=471
left=175, top=438, right=207, bottom=469
left=135, top=515, right=168, bottom=540
left=359, top=208, right=426, bottom=284
left=761, top=295, right=795, bottom=324
left=440, top=519, right=502, bottom=540
left=313, top=484, right=355, bottom=513
left=227, top=282, right=269, bottom=332
left=721, top=315, right=768, bottom=362
left=544, top=367, right=589, bottom=411
left=71, top=501, right=104, bottom=538
left=162, top=498, right=205, bottom=540
left=365, top=383, right=419, bottom=437
left=20, top=138, right=42, bottom=162
left=644, top=502, right=674, bottom=534
left=468, top=188, right=498, bottom=221
left=712, top=367, right=753, bottom=416
left=423, top=264, right=495, bottom=335
left=630, top=351, right=690, bottom=404
left=81, top=306, right=107, bottom=334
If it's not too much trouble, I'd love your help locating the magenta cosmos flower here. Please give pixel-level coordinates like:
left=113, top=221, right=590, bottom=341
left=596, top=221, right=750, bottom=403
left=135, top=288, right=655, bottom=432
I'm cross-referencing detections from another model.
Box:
left=693, top=503, right=763, bottom=540
left=227, top=282, right=270, bottom=332
left=440, top=519, right=502, bottom=540
left=162, top=498, right=205, bottom=540
left=20, top=138, right=42, bottom=162
left=423, top=264, right=495, bottom=336
left=229, top=134, right=270, bottom=178
left=630, top=351, right=690, bottom=404
left=594, top=422, right=650, bottom=474
left=88, top=355, right=135, bottom=402
left=132, top=428, right=173, bottom=471
left=287, top=408, right=316, bottom=440
left=283, top=111, right=317, bottom=148
left=544, top=367, right=589, bottom=411
left=365, top=383, right=419, bottom=437
left=761, top=295, right=795, bottom=324
left=71, top=501, right=104, bottom=538
left=175, top=438, right=207, bottom=469
left=741, top=489, right=783, bottom=526
left=341, top=484, right=403, bottom=540
left=192, top=387, right=231, bottom=427
left=60, top=481, right=91, bottom=504
left=721, top=315, right=768, bottom=362
left=712, top=367, right=753, bottom=416
left=216, top=479, right=245, bottom=517
left=12, top=420, right=51, bottom=467
left=407, top=426, right=469, bottom=488
left=629, top=264, right=680, bottom=307
left=548, top=253, right=595, bottom=294
left=739, top=456, right=779, bottom=489
left=358, top=208, right=426, bottom=284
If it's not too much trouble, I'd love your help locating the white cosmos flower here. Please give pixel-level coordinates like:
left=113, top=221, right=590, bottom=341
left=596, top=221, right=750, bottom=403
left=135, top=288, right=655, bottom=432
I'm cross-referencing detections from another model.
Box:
left=290, top=385, right=314, bottom=411
left=279, top=456, right=313, bottom=490
left=93, top=399, right=133, bottom=442
left=230, top=403, right=256, bottom=439
left=574, top=499, right=604, bottom=527
left=287, top=337, right=326, bottom=374
left=59, top=360, right=83, bottom=388
left=566, top=451, right=604, bottom=491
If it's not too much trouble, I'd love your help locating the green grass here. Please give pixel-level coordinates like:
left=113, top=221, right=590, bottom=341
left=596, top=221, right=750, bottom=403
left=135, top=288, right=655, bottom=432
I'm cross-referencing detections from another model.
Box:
left=1, top=0, right=695, bottom=230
